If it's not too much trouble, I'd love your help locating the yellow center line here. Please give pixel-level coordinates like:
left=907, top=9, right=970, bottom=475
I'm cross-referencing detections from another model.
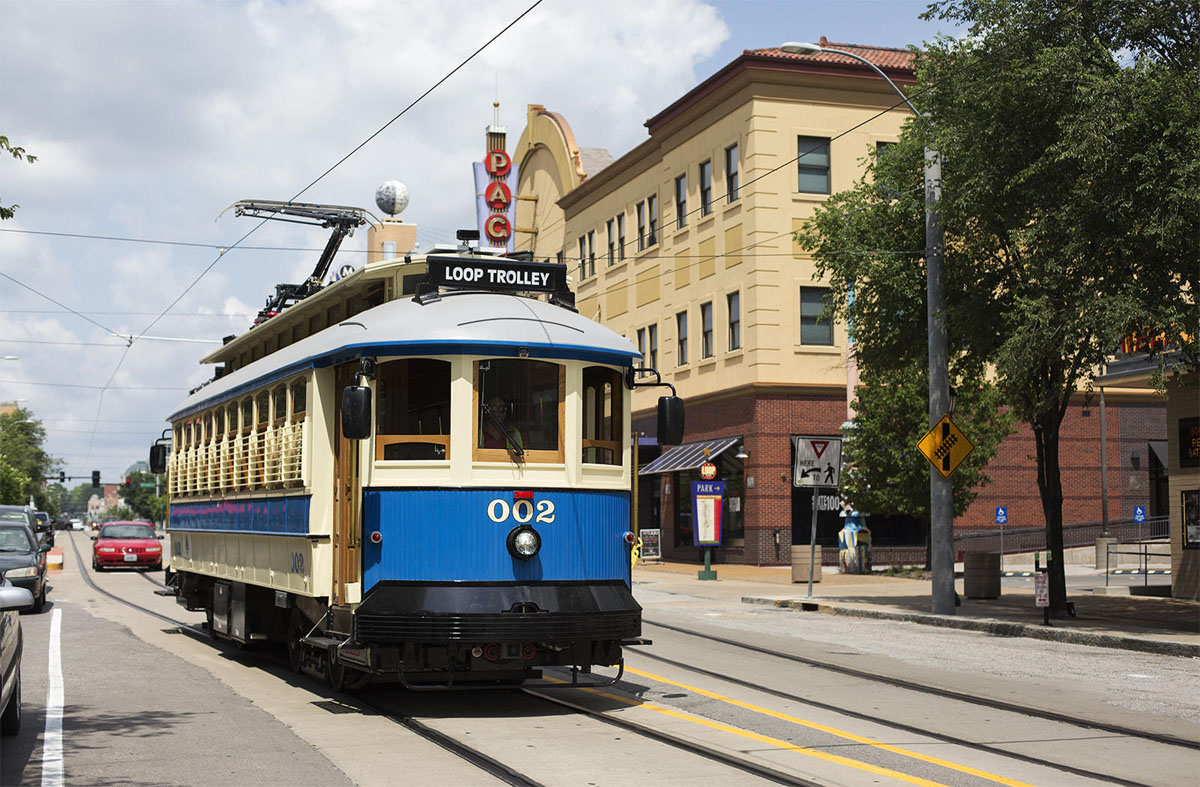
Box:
left=620, top=666, right=1038, bottom=787
left=541, top=676, right=950, bottom=786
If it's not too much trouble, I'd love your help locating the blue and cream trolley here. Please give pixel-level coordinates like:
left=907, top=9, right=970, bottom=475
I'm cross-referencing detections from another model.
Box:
left=153, top=228, right=682, bottom=688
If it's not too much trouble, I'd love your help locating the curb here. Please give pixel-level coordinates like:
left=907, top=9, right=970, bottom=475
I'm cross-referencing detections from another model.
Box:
left=743, top=597, right=1200, bottom=658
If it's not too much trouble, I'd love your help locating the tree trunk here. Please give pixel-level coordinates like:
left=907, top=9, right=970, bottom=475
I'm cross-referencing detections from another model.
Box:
left=1032, top=409, right=1068, bottom=612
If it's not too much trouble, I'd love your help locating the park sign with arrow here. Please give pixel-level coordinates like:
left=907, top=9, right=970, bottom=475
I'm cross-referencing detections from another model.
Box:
left=793, top=436, right=841, bottom=488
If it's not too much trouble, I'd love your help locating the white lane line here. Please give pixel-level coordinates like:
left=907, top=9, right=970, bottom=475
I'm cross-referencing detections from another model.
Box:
left=42, top=607, right=64, bottom=787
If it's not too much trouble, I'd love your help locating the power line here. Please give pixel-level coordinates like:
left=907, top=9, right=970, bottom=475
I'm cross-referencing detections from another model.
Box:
left=0, top=272, right=120, bottom=336
left=0, top=379, right=189, bottom=391
left=0, top=226, right=365, bottom=253
left=68, top=0, right=545, bottom=463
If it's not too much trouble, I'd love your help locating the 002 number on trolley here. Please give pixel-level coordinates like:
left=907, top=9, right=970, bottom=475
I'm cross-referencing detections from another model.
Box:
left=487, top=498, right=555, bottom=525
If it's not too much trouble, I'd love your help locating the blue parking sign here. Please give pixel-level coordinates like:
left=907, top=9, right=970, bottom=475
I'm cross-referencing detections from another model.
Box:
left=1134, top=506, right=1146, bottom=523
left=995, top=506, right=1007, bottom=525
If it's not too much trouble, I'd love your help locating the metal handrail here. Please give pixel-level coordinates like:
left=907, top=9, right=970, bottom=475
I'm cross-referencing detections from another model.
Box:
left=1104, top=541, right=1171, bottom=587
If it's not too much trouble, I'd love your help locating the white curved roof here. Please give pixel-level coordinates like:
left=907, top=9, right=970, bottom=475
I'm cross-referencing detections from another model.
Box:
left=170, top=292, right=639, bottom=421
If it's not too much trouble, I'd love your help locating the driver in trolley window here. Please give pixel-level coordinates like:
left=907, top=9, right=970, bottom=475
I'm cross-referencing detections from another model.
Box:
left=481, top=396, right=523, bottom=452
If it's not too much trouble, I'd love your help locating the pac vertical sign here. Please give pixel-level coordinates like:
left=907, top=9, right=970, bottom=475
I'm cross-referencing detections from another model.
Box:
left=692, top=481, right=725, bottom=546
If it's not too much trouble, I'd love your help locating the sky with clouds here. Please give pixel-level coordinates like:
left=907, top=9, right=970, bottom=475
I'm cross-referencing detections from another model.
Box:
left=0, top=0, right=956, bottom=487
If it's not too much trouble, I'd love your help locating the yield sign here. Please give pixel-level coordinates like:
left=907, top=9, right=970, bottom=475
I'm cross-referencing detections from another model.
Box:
left=793, top=436, right=841, bottom=488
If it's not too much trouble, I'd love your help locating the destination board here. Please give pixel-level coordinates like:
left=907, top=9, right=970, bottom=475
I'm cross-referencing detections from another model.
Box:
left=425, top=256, right=568, bottom=295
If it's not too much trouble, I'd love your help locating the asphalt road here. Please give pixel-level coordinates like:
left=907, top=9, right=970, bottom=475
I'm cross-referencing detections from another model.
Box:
left=4, top=530, right=1196, bottom=786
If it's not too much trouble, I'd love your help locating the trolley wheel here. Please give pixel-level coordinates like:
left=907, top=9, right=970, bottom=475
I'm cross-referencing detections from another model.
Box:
left=286, top=609, right=306, bottom=674
left=325, top=655, right=367, bottom=692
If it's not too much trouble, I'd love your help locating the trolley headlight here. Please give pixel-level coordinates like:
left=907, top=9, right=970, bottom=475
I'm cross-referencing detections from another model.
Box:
left=4, top=566, right=38, bottom=578
left=506, top=525, right=541, bottom=560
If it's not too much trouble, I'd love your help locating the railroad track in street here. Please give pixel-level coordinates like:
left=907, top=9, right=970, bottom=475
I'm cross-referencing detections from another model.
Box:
left=62, top=533, right=807, bottom=785
left=625, top=636, right=1155, bottom=787
left=641, top=617, right=1199, bottom=753
left=65, top=532, right=549, bottom=786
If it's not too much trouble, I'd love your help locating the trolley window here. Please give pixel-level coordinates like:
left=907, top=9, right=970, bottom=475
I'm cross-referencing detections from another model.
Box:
left=214, top=407, right=226, bottom=438
left=290, top=380, right=306, bottom=420
left=272, top=386, right=287, bottom=427
left=240, top=398, right=254, bottom=432
left=475, top=359, right=564, bottom=463
left=375, top=359, right=451, bottom=461
left=582, top=366, right=622, bottom=466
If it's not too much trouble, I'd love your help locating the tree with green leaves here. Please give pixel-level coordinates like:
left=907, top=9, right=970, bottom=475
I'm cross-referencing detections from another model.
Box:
left=1, top=135, right=37, bottom=220
left=119, top=471, right=166, bottom=524
left=798, top=0, right=1197, bottom=611
left=0, top=407, right=59, bottom=509
left=0, top=455, right=30, bottom=505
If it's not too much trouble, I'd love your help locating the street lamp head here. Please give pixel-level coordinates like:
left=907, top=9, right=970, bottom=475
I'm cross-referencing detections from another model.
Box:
left=780, top=41, right=823, bottom=55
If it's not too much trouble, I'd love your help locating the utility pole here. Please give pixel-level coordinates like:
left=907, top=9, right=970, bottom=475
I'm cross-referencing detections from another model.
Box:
left=926, top=149, right=955, bottom=615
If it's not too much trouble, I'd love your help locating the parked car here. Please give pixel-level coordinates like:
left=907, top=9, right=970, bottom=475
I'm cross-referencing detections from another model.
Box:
left=33, top=511, right=54, bottom=548
left=1, top=577, right=35, bottom=735
left=91, top=522, right=163, bottom=571
left=70, top=518, right=84, bottom=531
left=0, top=510, right=49, bottom=613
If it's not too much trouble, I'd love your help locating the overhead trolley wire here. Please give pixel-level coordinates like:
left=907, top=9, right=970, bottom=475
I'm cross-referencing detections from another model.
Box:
left=54, top=0, right=547, bottom=462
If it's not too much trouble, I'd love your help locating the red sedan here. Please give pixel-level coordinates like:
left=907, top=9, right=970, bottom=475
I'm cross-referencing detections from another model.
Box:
left=91, top=522, right=163, bottom=571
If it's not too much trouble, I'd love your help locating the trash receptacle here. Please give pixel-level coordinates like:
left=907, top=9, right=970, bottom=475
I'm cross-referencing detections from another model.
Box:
left=791, top=545, right=822, bottom=583
left=964, top=551, right=1001, bottom=598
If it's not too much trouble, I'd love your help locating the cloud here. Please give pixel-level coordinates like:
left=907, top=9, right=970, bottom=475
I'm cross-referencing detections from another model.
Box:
left=0, top=0, right=729, bottom=477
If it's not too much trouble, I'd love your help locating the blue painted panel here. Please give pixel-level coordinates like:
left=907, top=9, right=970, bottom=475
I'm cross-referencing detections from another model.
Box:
left=170, top=495, right=311, bottom=535
left=362, top=488, right=630, bottom=589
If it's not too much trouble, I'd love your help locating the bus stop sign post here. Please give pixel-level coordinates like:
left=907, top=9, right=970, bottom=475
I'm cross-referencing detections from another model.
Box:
left=693, top=481, right=724, bottom=580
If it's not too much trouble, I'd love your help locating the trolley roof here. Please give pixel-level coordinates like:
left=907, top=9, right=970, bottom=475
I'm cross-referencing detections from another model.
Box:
left=169, top=290, right=640, bottom=421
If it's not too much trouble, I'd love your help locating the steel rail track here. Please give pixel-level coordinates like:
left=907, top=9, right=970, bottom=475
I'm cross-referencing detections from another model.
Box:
left=643, top=618, right=1199, bottom=751
left=65, top=532, right=545, bottom=787
left=522, top=687, right=820, bottom=787
left=625, top=645, right=1154, bottom=787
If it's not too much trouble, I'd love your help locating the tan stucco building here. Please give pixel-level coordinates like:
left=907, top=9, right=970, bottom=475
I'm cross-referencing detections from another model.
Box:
left=510, top=41, right=1171, bottom=571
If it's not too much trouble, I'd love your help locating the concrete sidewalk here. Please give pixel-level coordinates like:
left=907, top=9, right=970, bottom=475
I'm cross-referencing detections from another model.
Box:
left=632, top=561, right=1200, bottom=657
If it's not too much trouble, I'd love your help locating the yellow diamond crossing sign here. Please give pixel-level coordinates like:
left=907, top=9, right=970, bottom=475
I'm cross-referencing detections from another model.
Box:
left=917, top=415, right=975, bottom=478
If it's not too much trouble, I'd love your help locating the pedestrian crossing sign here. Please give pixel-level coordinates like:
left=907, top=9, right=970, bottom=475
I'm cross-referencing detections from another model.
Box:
left=917, top=415, right=974, bottom=478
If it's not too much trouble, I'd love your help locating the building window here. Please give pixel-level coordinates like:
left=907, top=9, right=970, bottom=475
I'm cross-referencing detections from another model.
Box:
left=648, top=324, right=658, bottom=369
left=616, top=214, right=626, bottom=261
left=637, top=202, right=646, bottom=251
left=578, top=236, right=587, bottom=278
left=556, top=250, right=564, bottom=265
left=800, top=286, right=834, bottom=345
left=676, top=311, right=688, bottom=365
left=382, top=241, right=397, bottom=258
left=725, top=144, right=739, bottom=202
left=587, top=230, right=596, bottom=278
left=675, top=174, right=688, bottom=228
left=700, top=301, right=713, bottom=358
left=648, top=194, right=658, bottom=246
left=606, top=218, right=615, bottom=266
left=797, top=136, right=831, bottom=194
left=637, top=328, right=646, bottom=367
left=727, top=291, right=741, bottom=350
left=699, top=160, right=712, bottom=216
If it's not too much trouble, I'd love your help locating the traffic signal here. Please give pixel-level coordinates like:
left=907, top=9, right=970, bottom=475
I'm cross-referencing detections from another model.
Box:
left=125, top=477, right=132, bottom=486
left=92, top=470, right=100, bottom=487
left=59, top=471, right=66, bottom=484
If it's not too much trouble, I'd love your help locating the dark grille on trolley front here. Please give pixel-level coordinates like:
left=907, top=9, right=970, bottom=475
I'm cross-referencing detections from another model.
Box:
left=354, top=611, right=640, bottom=643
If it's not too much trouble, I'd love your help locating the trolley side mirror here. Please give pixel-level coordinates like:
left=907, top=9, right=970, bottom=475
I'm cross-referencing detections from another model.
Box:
left=342, top=385, right=372, bottom=440
left=149, top=444, right=168, bottom=475
left=657, top=396, right=685, bottom=446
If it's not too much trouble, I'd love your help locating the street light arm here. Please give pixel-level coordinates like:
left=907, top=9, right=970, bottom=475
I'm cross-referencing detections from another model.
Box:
left=780, top=43, right=920, bottom=116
